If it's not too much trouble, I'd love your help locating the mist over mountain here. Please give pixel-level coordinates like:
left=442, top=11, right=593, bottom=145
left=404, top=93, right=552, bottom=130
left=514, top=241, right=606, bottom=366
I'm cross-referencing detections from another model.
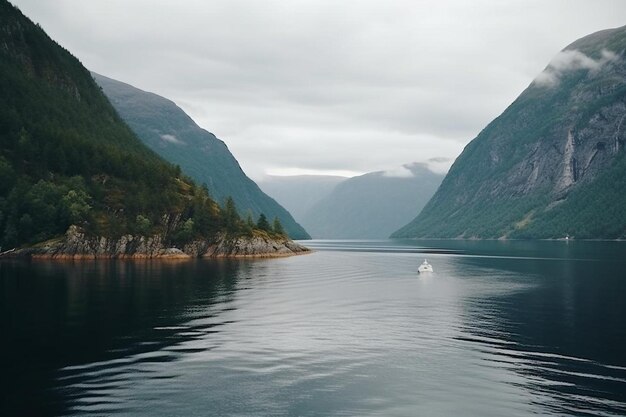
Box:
left=93, top=73, right=309, bottom=239
left=393, top=26, right=626, bottom=239
left=258, top=175, right=345, bottom=221
left=299, top=164, right=443, bottom=239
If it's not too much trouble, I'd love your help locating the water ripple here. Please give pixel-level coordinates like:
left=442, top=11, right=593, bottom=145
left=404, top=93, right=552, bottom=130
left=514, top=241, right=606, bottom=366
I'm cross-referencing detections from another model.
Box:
left=3, top=240, right=624, bottom=416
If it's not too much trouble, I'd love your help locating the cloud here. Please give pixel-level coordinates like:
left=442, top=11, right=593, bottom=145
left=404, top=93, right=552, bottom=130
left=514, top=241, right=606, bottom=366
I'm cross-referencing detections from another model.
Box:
left=423, top=157, right=454, bottom=174
left=160, top=134, right=185, bottom=145
left=534, top=49, right=618, bottom=87
left=211, top=123, right=465, bottom=179
left=383, top=166, right=414, bottom=178
left=427, top=157, right=452, bottom=164
left=265, top=167, right=360, bottom=177
left=10, top=0, right=626, bottom=179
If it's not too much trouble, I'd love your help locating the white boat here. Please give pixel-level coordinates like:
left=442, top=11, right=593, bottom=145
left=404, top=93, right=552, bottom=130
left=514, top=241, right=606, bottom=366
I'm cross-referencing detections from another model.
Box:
left=418, top=259, right=433, bottom=273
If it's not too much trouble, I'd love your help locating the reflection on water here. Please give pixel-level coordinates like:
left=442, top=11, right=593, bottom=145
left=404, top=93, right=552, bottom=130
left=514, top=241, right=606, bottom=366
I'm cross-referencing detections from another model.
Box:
left=1, top=240, right=626, bottom=416
left=1, top=260, right=249, bottom=415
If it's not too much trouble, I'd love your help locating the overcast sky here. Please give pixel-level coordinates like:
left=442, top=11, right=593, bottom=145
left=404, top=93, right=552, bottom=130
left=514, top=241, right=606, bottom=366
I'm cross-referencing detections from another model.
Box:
left=11, top=0, right=626, bottom=179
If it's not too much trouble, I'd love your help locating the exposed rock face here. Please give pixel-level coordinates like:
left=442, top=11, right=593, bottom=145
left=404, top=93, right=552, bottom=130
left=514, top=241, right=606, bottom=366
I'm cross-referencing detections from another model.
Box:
left=393, top=25, right=626, bottom=239
left=198, top=235, right=310, bottom=258
left=2, top=226, right=310, bottom=260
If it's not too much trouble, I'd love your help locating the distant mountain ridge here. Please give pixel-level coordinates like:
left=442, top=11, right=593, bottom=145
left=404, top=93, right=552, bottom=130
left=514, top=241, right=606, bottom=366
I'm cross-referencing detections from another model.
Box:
left=93, top=73, right=310, bottom=239
left=393, top=26, right=626, bottom=239
left=258, top=175, right=346, bottom=221
left=299, top=164, right=443, bottom=239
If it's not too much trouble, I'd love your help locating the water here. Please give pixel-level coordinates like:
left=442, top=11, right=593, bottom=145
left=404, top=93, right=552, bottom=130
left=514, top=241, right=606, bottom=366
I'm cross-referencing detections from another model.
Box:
left=2, top=239, right=626, bottom=416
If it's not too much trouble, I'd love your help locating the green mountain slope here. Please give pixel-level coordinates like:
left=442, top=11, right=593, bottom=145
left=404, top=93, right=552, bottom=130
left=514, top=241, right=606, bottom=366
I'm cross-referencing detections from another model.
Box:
left=393, top=26, right=626, bottom=239
left=92, top=73, right=310, bottom=240
left=301, top=164, right=443, bottom=239
left=0, top=0, right=281, bottom=249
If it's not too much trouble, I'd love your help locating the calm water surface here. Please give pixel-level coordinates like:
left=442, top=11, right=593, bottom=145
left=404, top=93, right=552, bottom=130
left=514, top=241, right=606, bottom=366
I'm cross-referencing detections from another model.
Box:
left=2, top=239, right=626, bottom=416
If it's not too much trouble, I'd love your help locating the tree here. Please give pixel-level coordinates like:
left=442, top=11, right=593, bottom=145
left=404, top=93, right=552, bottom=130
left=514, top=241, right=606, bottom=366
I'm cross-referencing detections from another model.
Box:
left=223, top=196, right=241, bottom=232
left=245, top=210, right=255, bottom=229
left=190, top=193, right=218, bottom=236
left=0, top=156, right=15, bottom=194
left=256, top=213, right=270, bottom=232
left=272, top=217, right=285, bottom=235
left=174, top=218, right=194, bottom=242
left=135, top=214, right=151, bottom=235
left=243, top=210, right=255, bottom=235
left=61, top=189, right=92, bottom=224
left=201, top=182, right=211, bottom=199
left=18, top=214, right=33, bottom=243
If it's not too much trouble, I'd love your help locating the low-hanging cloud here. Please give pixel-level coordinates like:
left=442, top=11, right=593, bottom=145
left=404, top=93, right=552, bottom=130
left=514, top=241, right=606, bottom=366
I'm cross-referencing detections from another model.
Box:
left=534, top=49, right=618, bottom=87
left=424, top=157, right=454, bottom=174
left=383, top=165, right=415, bottom=178
left=160, top=133, right=185, bottom=145
left=427, top=157, right=451, bottom=164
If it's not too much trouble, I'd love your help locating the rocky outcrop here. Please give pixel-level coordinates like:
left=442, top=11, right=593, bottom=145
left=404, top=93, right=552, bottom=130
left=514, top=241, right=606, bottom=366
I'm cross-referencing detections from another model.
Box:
left=201, top=235, right=310, bottom=257
left=1, top=226, right=310, bottom=260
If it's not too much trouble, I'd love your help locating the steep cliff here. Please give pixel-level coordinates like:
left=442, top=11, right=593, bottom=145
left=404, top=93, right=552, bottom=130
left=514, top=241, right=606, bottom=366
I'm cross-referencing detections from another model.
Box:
left=393, top=26, right=626, bottom=239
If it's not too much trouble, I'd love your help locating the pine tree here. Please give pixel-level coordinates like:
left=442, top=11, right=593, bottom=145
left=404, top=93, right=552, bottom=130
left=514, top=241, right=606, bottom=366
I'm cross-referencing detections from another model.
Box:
left=256, top=213, right=270, bottom=232
left=245, top=210, right=255, bottom=229
left=272, top=217, right=285, bottom=236
left=223, top=196, right=241, bottom=232
left=243, top=210, right=255, bottom=234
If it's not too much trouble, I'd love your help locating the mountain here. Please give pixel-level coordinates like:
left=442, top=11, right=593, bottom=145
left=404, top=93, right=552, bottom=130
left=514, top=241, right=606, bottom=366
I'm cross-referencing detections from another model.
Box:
left=393, top=26, right=626, bottom=239
left=301, top=164, right=443, bottom=239
left=0, top=0, right=306, bottom=257
left=92, top=73, right=310, bottom=240
left=257, top=175, right=346, bottom=221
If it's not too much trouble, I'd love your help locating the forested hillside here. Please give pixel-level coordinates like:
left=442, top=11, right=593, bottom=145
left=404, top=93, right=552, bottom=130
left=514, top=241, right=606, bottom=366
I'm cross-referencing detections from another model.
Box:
left=0, top=1, right=285, bottom=249
left=93, top=73, right=310, bottom=240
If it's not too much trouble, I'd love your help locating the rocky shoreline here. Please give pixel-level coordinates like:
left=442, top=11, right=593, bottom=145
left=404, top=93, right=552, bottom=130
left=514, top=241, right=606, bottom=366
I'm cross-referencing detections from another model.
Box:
left=0, top=226, right=311, bottom=260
